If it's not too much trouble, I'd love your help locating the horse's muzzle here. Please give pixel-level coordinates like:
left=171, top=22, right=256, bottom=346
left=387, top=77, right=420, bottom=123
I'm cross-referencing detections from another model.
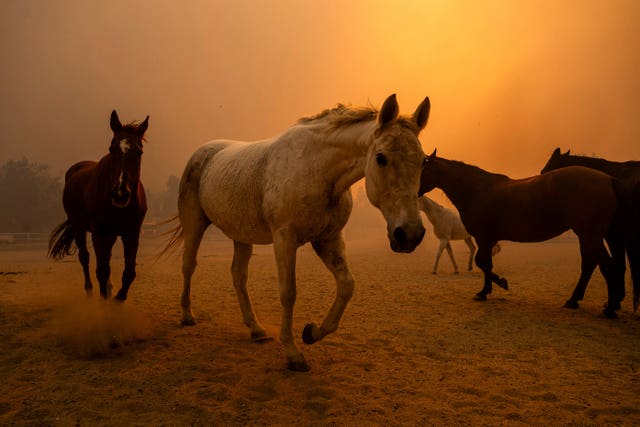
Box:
left=390, top=224, right=425, bottom=253
left=111, top=187, right=131, bottom=208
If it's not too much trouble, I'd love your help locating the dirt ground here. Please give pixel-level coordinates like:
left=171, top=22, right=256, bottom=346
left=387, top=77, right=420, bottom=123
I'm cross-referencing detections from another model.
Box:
left=1, top=226, right=640, bottom=426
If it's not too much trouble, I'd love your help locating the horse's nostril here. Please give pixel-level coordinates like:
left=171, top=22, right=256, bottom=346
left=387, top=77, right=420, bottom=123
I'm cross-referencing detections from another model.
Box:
left=393, top=226, right=407, bottom=243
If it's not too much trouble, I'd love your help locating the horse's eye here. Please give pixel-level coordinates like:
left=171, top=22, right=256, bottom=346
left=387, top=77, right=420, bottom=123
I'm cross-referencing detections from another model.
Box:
left=376, top=153, right=388, bottom=167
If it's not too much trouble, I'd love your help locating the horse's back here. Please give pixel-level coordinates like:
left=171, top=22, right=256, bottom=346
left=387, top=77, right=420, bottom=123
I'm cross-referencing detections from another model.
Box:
left=184, top=140, right=273, bottom=243
left=524, top=166, right=616, bottom=235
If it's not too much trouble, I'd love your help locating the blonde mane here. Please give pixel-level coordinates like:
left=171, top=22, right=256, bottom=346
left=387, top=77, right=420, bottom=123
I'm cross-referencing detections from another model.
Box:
left=298, top=103, right=418, bottom=133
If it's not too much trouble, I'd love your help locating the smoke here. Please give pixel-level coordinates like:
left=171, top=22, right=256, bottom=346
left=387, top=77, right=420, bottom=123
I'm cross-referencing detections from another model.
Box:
left=50, top=297, right=152, bottom=358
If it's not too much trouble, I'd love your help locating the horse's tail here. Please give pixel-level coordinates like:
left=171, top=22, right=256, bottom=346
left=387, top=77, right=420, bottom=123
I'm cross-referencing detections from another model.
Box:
left=156, top=215, right=184, bottom=259
left=48, top=220, right=76, bottom=260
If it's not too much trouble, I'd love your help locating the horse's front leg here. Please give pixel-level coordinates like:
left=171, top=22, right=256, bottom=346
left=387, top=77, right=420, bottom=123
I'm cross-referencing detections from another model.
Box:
left=114, top=232, right=140, bottom=302
left=92, top=233, right=117, bottom=299
left=303, top=235, right=355, bottom=345
left=432, top=239, right=448, bottom=274
left=273, top=231, right=307, bottom=371
left=444, top=242, right=459, bottom=274
left=473, top=242, right=507, bottom=301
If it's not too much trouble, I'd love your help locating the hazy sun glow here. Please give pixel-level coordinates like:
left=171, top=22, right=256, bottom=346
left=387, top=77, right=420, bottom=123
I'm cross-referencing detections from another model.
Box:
left=1, top=0, right=639, bottom=194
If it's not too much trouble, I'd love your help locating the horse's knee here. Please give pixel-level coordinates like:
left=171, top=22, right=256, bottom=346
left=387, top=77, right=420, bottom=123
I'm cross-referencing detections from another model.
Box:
left=338, top=276, right=355, bottom=302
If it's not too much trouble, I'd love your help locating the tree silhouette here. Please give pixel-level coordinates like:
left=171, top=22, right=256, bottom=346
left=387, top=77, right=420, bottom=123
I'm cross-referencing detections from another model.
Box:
left=0, top=157, right=63, bottom=233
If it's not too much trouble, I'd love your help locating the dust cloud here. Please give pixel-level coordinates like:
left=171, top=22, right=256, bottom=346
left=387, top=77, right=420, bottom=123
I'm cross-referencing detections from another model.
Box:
left=50, top=297, right=152, bottom=358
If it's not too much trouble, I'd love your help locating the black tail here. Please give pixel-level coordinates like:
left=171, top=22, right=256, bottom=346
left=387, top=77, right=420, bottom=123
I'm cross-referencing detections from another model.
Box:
left=48, top=220, right=76, bottom=260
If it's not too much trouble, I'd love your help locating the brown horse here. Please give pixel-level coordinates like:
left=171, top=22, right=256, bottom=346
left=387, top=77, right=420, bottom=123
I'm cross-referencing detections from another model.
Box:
left=419, top=150, right=624, bottom=317
left=48, top=110, right=149, bottom=301
left=541, top=148, right=640, bottom=310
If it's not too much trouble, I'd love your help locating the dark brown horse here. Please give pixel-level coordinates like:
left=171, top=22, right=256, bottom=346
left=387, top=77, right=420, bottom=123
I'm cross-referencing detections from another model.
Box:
left=48, top=110, right=149, bottom=301
left=419, top=150, right=624, bottom=317
left=541, top=148, right=640, bottom=310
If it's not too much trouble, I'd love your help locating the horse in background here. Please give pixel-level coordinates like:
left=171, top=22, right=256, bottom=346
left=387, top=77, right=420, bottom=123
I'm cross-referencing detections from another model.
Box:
left=420, top=149, right=624, bottom=317
left=162, top=94, right=429, bottom=371
left=48, top=110, right=149, bottom=301
left=419, top=196, right=500, bottom=274
left=541, top=147, right=640, bottom=310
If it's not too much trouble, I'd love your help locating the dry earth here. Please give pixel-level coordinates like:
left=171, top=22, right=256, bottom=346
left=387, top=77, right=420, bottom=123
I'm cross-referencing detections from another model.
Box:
left=1, top=227, right=640, bottom=426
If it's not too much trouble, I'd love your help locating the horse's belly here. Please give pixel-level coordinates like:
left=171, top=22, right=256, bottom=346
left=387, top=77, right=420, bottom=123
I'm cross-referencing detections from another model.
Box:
left=200, top=184, right=272, bottom=245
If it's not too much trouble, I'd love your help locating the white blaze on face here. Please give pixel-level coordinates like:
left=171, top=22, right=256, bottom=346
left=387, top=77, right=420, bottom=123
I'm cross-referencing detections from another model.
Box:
left=118, top=138, right=130, bottom=188
left=120, top=138, right=130, bottom=154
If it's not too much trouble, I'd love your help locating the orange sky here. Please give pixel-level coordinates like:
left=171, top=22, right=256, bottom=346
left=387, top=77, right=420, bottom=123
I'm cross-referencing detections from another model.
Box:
left=1, top=0, right=639, bottom=192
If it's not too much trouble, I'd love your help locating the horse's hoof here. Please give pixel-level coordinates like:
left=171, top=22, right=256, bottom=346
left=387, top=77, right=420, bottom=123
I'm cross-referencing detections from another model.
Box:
left=603, top=301, right=621, bottom=311
left=181, top=317, right=196, bottom=326
left=603, top=308, right=618, bottom=319
left=564, top=300, right=579, bottom=310
left=251, top=330, right=273, bottom=343
left=454, top=271, right=459, bottom=275
left=497, top=278, right=508, bottom=290
left=474, top=294, right=487, bottom=302
left=113, top=293, right=127, bottom=302
left=287, top=359, right=310, bottom=372
left=302, top=323, right=318, bottom=345
left=432, top=271, right=437, bottom=275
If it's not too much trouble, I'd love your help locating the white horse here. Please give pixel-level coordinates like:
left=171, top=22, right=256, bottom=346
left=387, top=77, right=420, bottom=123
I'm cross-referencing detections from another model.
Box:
left=419, top=196, right=501, bottom=274
left=164, top=94, right=430, bottom=371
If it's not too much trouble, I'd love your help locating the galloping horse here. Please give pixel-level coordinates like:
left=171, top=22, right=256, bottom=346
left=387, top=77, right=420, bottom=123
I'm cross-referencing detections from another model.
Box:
left=163, top=94, right=429, bottom=371
left=541, top=148, right=640, bottom=310
left=419, top=150, right=624, bottom=317
left=48, top=110, right=149, bottom=301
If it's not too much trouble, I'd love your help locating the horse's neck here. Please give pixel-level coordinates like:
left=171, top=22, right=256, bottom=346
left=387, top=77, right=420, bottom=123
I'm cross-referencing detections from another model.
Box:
left=420, top=197, right=446, bottom=220
left=300, top=120, right=375, bottom=194
left=435, top=159, right=505, bottom=213
left=566, top=156, right=640, bottom=176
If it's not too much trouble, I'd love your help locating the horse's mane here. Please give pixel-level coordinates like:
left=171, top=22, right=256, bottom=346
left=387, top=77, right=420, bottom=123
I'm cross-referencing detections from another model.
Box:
left=298, top=103, right=418, bottom=132
left=438, top=157, right=510, bottom=181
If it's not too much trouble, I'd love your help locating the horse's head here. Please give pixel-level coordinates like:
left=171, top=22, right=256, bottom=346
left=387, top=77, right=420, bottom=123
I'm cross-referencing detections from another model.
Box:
left=540, top=147, right=571, bottom=174
left=419, top=148, right=441, bottom=195
left=108, top=110, right=149, bottom=208
left=365, top=94, right=429, bottom=253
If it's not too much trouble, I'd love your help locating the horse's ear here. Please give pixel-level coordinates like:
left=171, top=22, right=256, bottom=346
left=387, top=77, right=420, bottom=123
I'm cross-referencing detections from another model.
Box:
left=137, top=115, right=149, bottom=137
left=413, top=96, right=430, bottom=133
left=564, top=149, right=571, bottom=155
left=110, top=110, right=122, bottom=133
left=377, top=94, right=399, bottom=128
left=552, top=147, right=561, bottom=157
left=429, top=148, right=437, bottom=159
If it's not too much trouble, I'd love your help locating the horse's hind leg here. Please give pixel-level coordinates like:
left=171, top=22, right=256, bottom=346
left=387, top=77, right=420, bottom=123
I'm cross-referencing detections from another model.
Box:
left=180, top=213, right=209, bottom=326
left=565, top=236, right=598, bottom=310
left=231, top=241, right=269, bottom=341
left=304, top=234, right=355, bottom=346
left=74, top=229, right=93, bottom=295
left=114, top=232, right=140, bottom=302
left=605, top=234, right=626, bottom=309
left=465, top=237, right=476, bottom=271
left=92, top=233, right=117, bottom=299
left=444, top=242, right=459, bottom=274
